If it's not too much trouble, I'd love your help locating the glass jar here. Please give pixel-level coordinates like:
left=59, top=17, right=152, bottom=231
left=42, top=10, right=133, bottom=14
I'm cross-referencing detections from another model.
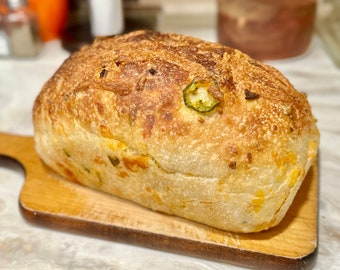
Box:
left=317, top=0, right=340, bottom=67
left=217, top=0, right=317, bottom=60
left=0, top=0, right=42, bottom=57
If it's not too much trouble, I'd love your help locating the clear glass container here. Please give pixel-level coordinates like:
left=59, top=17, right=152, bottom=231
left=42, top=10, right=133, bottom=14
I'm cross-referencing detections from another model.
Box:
left=0, top=0, right=41, bottom=57
left=317, top=0, right=340, bottom=67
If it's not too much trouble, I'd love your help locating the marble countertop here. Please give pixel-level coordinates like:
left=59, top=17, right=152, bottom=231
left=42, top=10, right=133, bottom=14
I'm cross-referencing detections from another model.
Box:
left=1, top=29, right=340, bottom=269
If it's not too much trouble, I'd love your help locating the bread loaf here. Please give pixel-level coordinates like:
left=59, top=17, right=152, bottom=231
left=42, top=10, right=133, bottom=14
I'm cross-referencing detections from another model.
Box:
left=33, top=30, right=319, bottom=233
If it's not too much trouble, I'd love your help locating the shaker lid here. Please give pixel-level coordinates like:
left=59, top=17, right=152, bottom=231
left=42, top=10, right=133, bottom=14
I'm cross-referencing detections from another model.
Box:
left=6, top=0, right=28, bottom=10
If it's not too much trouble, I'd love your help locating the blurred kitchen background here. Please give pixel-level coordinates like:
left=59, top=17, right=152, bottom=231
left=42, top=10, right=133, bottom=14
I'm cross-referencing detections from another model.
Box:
left=0, top=0, right=339, bottom=66
left=56, top=0, right=219, bottom=52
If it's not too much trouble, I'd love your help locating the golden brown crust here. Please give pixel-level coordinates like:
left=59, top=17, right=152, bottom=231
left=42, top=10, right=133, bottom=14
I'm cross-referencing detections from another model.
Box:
left=33, top=30, right=319, bottom=232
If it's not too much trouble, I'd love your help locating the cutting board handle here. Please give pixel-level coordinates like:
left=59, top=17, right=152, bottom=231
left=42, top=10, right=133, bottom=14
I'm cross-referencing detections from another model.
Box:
left=0, top=132, right=36, bottom=167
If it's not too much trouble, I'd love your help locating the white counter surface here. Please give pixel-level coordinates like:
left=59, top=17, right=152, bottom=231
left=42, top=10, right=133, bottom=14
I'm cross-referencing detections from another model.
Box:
left=1, top=31, right=340, bottom=269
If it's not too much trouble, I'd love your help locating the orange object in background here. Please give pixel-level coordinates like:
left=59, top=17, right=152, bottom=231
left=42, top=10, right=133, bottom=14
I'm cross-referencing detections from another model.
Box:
left=28, top=0, right=68, bottom=42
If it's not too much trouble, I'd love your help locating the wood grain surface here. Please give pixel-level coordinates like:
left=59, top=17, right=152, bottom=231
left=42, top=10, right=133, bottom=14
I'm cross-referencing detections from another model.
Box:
left=0, top=132, right=318, bottom=269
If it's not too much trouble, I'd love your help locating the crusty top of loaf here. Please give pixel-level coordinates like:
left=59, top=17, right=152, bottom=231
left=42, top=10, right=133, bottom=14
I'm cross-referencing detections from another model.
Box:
left=33, top=30, right=317, bottom=179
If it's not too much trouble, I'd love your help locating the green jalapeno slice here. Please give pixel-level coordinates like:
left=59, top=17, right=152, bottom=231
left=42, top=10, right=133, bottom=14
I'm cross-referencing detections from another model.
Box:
left=183, top=78, right=220, bottom=113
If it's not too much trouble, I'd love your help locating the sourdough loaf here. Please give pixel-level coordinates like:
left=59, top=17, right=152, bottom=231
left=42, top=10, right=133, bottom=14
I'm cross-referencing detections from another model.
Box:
left=33, top=30, right=319, bottom=233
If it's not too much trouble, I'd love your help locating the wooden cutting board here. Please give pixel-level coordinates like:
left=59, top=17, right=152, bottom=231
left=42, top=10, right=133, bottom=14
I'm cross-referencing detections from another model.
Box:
left=0, top=132, right=318, bottom=269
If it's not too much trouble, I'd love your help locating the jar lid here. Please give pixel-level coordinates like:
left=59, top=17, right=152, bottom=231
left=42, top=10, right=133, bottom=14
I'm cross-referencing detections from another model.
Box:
left=6, top=0, right=28, bottom=10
